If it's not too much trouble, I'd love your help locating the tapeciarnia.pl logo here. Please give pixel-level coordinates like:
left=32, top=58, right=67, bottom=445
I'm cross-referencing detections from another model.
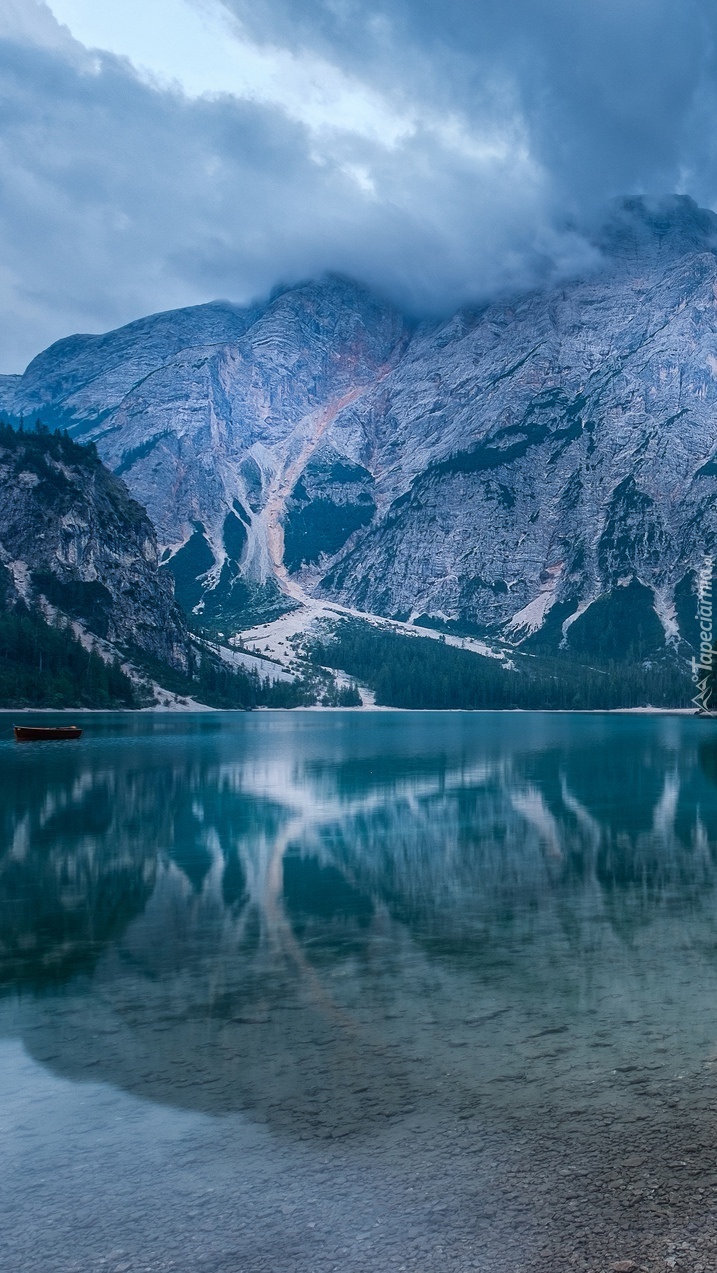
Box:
left=692, top=555, right=715, bottom=715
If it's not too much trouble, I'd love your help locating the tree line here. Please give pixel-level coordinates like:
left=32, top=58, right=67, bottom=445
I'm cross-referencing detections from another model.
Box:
left=306, top=620, right=693, bottom=710
left=0, top=607, right=136, bottom=709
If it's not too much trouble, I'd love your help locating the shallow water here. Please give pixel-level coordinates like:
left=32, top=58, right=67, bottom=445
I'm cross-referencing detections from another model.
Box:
left=3, top=710, right=717, bottom=1272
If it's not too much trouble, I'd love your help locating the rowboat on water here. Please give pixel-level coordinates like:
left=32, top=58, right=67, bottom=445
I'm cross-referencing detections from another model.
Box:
left=13, top=725, right=83, bottom=742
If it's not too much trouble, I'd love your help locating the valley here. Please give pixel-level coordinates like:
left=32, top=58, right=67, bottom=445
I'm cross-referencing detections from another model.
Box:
left=1, top=196, right=716, bottom=707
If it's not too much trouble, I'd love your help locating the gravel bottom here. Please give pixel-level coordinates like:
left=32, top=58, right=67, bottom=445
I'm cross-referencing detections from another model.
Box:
left=3, top=1032, right=717, bottom=1273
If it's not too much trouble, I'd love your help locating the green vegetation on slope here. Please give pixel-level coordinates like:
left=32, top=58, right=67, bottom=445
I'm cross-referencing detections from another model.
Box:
left=283, top=460, right=376, bottom=572
left=129, top=642, right=329, bottom=710
left=0, top=607, right=136, bottom=708
left=162, top=525, right=297, bottom=630
left=163, top=525, right=215, bottom=612
left=283, top=496, right=375, bottom=571
left=0, top=604, right=330, bottom=711
left=0, top=420, right=146, bottom=528
left=306, top=619, right=692, bottom=710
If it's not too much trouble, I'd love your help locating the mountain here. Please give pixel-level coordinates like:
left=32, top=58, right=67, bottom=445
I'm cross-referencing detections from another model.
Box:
left=0, top=425, right=346, bottom=709
left=0, top=423, right=190, bottom=672
left=2, top=196, right=716, bottom=659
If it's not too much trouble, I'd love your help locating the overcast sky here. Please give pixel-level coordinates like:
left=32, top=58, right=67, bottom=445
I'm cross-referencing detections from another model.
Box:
left=0, top=0, right=716, bottom=372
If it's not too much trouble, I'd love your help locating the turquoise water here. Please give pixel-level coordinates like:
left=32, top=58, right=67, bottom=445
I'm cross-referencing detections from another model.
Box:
left=2, top=711, right=717, bottom=1272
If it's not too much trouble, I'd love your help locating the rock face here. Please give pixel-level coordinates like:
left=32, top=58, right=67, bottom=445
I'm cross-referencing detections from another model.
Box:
left=0, top=426, right=190, bottom=669
left=320, top=198, right=717, bottom=656
left=3, top=196, right=717, bottom=654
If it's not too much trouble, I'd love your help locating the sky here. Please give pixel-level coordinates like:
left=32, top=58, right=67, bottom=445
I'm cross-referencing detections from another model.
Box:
left=0, top=0, right=716, bottom=371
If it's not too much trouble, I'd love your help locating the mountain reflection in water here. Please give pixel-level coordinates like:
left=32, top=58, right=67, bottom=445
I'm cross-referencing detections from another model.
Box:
left=2, top=712, right=717, bottom=1147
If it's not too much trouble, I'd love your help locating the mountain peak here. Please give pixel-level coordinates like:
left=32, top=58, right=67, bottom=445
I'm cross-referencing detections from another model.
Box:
left=2, top=199, right=717, bottom=670
left=598, top=194, right=717, bottom=261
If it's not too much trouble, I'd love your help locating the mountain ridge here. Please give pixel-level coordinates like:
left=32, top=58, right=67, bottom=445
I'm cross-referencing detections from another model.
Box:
left=2, top=196, right=716, bottom=662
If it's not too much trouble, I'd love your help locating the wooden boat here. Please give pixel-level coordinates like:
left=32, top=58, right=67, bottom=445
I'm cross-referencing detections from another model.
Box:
left=14, top=724, right=83, bottom=742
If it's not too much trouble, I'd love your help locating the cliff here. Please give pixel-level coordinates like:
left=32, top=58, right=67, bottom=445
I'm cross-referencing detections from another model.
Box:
left=3, top=197, right=716, bottom=659
left=0, top=425, right=190, bottom=671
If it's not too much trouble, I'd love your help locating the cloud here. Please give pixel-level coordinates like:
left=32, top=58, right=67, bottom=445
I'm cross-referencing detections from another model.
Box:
left=220, top=0, right=717, bottom=199
left=0, top=0, right=77, bottom=51
left=48, top=0, right=419, bottom=145
left=0, top=0, right=716, bottom=370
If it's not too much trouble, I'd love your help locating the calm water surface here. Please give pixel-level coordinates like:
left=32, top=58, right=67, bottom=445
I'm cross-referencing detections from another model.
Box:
left=3, top=711, right=717, bottom=1272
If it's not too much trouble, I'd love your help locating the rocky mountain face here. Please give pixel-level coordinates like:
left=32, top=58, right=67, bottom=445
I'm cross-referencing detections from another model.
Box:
left=0, top=425, right=190, bottom=670
left=2, top=196, right=717, bottom=657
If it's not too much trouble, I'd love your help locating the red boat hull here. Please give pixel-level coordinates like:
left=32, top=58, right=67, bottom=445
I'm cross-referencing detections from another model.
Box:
left=14, top=725, right=83, bottom=742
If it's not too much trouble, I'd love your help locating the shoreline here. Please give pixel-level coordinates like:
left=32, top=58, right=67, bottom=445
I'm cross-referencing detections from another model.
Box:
left=0, top=705, right=701, bottom=716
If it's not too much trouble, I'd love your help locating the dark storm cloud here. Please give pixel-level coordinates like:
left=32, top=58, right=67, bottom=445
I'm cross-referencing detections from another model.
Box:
left=221, top=0, right=717, bottom=204
left=1, top=0, right=717, bottom=369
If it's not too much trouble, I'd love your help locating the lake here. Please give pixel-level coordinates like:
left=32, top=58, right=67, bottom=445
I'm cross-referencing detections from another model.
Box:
left=2, top=710, right=717, bottom=1272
